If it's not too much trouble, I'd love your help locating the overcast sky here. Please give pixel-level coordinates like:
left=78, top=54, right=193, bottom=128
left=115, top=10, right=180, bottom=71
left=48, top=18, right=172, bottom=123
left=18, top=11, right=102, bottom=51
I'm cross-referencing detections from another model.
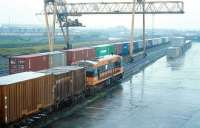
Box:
left=0, top=0, right=199, bottom=29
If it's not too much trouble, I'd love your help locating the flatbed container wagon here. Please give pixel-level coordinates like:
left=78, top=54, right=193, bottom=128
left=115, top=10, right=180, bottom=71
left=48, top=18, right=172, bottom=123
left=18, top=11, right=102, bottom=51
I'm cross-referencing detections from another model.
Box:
left=9, top=54, right=49, bottom=74
left=0, top=72, right=54, bottom=125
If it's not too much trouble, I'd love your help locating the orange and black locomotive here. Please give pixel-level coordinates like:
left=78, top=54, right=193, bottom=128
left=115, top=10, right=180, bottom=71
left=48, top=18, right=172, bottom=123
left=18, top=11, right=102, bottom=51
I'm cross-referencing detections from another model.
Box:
left=79, top=55, right=124, bottom=87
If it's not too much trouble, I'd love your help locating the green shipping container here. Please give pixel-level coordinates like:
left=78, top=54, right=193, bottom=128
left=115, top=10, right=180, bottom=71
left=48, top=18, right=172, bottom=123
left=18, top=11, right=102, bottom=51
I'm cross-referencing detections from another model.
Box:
left=94, top=44, right=115, bottom=57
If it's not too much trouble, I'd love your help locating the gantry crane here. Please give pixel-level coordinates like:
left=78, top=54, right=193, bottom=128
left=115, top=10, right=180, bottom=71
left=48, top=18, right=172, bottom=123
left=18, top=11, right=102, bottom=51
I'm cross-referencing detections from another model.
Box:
left=43, top=0, right=184, bottom=56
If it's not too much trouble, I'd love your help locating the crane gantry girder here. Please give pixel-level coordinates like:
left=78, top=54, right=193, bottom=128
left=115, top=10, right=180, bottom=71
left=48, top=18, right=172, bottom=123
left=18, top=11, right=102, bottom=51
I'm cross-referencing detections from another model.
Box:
left=43, top=0, right=184, bottom=51
left=45, top=1, right=184, bottom=16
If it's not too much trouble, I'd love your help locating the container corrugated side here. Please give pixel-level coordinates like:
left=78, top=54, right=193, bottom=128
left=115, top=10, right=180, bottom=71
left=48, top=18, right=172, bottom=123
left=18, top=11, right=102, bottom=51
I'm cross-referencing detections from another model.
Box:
left=39, top=68, right=74, bottom=104
left=0, top=72, right=54, bottom=124
left=137, top=40, right=143, bottom=49
left=94, top=44, right=115, bottom=58
left=40, top=51, right=66, bottom=68
left=60, top=66, right=86, bottom=96
left=147, top=39, right=153, bottom=48
left=167, top=47, right=182, bottom=58
left=171, top=37, right=185, bottom=47
left=9, top=54, right=49, bottom=74
left=64, top=47, right=96, bottom=65
left=121, top=42, right=129, bottom=56
left=113, top=43, right=123, bottom=55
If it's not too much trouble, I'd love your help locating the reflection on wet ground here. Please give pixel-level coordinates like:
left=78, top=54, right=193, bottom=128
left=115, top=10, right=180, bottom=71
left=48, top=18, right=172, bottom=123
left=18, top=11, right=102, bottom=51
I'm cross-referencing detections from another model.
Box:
left=48, top=43, right=200, bottom=128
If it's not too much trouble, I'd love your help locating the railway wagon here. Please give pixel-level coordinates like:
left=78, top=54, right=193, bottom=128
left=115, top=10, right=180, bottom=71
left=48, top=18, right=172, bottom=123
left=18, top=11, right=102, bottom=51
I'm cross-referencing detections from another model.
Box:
left=78, top=55, right=124, bottom=88
left=39, top=66, right=86, bottom=108
left=0, top=72, right=54, bottom=125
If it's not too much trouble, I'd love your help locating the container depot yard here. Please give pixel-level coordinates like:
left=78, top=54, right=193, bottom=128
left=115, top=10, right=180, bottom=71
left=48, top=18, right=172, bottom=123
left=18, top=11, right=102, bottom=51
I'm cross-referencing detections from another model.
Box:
left=2, top=0, right=200, bottom=128
left=47, top=43, right=200, bottom=128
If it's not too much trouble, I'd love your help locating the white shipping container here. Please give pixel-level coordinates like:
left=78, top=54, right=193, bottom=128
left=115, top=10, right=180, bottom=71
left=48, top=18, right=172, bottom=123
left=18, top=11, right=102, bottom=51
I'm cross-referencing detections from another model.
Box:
left=152, top=38, right=162, bottom=46
left=167, top=47, right=182, bottom=58
left=40, top=51, right=66, bottom=67
left=171, top=37, right=185, bottom=47
left=138, top=40, right=143, bottom=49
left=161, top=37, right=169, bottom=43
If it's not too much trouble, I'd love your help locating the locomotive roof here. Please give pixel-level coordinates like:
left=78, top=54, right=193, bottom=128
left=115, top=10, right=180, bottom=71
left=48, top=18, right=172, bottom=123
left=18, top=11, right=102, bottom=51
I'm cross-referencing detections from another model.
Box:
left=78, top=55, right=121, bottom=66
left=0, top=72, right=47, bottom=85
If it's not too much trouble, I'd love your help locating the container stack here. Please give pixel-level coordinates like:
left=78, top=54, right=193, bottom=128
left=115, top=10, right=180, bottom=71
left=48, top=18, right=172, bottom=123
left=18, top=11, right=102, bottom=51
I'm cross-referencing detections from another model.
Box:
left=167, top=37, right=192, bottom=59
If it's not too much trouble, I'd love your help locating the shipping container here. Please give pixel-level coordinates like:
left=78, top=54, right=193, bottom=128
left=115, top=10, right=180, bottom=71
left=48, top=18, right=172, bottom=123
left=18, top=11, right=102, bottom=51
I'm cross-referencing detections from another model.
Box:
left=137, top=40, right=143, bottom=49
left=94, top=44, right=115, bottom=58
left=64, top=47, right=96, bottom=65
left=40, top=51, right=66, bottom=68
left=171, top=37, right=185, bottom=47
left=147, top=39, right=153, bottom=48
left=152, top=38, right=162, bottom=46
left=167, top=47, right=182, bottom=58
left=54, top=66, right=86, bottom=96
left=121, top=42, right=129, bottom=56
left=39, top=67, right=74, bottom=105
left=0, top=72, right=54, bottom=125
left=182, top=40, right=192, bottom=53
left=132, top=41, right=139, bottom=53
left=161, top=37, right=169, bottom=44
left=113, top=42, right=123, bottom=55
left=9, top=54, right=49, bottom=74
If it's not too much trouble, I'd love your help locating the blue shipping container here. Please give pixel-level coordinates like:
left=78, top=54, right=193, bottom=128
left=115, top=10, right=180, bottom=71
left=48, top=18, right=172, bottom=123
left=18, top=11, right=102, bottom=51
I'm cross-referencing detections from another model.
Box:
left=121, top=42, right=129, bottom=56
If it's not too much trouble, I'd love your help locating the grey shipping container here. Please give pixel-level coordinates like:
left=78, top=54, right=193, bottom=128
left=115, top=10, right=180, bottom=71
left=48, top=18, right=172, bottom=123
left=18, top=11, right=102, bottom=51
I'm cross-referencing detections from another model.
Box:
left=171, top=37, right=185, bottom=47
left=40, top=51, right=66, bottom=68
left=167, top=47, right=182, bottom=58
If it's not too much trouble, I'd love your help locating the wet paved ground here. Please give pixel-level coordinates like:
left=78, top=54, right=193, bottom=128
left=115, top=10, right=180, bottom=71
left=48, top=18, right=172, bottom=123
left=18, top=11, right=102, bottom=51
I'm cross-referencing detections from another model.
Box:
left=48, top=43, right=200, bottom=128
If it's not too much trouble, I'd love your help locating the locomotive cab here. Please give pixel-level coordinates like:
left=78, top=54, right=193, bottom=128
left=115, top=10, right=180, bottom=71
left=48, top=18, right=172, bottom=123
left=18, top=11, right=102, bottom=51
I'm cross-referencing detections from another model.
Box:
left=79, top=55, right=124, bottom=86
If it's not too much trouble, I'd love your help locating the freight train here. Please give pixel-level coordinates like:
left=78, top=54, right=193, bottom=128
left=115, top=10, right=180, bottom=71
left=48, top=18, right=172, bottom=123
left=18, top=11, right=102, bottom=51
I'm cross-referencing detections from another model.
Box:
left=9, top=37, right=169, bottom=74
left=0, top=37, right=170, bottom=127
left=0, top=55, right=124, bottom=127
